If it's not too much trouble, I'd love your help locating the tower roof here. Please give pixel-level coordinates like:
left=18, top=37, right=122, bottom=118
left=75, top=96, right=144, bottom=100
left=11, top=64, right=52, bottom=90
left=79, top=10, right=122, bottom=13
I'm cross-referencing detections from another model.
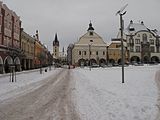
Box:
left=53, top=33, right=59, bottom=46
left=87, top=22, right=94, bottom=31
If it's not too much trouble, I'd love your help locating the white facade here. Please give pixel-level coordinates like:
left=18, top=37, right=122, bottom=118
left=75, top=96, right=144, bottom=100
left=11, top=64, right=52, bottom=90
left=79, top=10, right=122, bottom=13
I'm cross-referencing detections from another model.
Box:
left=118, top=20, right=160, bottom=63
left=72, top=23, right=107, bottom=66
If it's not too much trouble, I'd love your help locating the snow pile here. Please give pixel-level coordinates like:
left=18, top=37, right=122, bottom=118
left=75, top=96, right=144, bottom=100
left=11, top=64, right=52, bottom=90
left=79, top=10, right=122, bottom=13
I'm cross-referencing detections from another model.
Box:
left=71, top=65, right=159, bottom=120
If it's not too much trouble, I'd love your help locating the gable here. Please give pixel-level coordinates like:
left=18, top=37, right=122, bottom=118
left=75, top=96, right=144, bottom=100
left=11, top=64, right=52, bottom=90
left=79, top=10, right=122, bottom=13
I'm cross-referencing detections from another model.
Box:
left=76, top=31, right=106, bottom=45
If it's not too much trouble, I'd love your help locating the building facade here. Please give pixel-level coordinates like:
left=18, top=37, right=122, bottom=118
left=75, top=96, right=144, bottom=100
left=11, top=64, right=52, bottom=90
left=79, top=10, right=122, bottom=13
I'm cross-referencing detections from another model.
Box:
left=108, top=38, right=129, bottom=64
left=122, top=20, right=160, bottom=63
left=21, top=29, right=35, bottom=70
left=0, top=2, right=21, bottom=73
left=72, top=22, right=108, bottom=66
left=0, top=2, right=53, bottom=74
left=67, top=44, right=74, bottom=65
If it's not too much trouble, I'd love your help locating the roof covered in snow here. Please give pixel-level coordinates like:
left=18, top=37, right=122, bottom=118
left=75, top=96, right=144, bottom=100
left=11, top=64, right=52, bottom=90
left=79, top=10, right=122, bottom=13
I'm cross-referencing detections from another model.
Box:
left=124, top=20, right=149, bottom=35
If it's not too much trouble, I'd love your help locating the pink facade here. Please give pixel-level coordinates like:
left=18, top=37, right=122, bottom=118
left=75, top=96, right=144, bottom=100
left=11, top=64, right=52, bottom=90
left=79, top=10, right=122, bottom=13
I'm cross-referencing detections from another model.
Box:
left=0, top=2, right=22, bottom=73
left=0, top=2, right=21, bottom=49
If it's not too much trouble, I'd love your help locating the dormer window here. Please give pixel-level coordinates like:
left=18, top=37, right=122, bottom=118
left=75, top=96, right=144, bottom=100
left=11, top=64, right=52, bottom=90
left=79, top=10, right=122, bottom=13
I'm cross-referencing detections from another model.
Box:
left=129, top=27, right=135, bottom=31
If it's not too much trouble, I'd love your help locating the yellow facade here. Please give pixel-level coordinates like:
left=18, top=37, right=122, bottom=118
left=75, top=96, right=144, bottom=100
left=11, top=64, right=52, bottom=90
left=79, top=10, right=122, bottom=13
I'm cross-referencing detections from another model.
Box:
left=108, top=39, right=129, bottom=64
left=21, top=30, right=35, bottom=70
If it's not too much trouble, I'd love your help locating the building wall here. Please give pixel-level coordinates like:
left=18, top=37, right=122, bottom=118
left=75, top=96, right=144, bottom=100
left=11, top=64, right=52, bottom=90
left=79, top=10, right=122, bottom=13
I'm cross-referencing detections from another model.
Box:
left=0, top=2, right=21, bottom=73
left=72, top=26, right=107, bottom=66
left=126, top=31, right=160, bottom=62
left=34, top=40, right=42, bottom=68
left=53, top=45, right=59, bottom=59
left=0, top=2, right=52, bottom=73
left=21, top=30, right=35, bottom=70
left=108, top=41, right=129, bottom=64
left=67, top=44, right=74, bottom=65
left=117, top=21, right=160, bottom=63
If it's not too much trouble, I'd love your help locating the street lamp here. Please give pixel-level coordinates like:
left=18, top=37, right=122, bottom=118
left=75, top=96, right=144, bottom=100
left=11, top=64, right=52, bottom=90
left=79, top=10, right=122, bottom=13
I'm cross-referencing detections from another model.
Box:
left=106, top=45, right=109, bottom=66
left=81, top=51, right=84, bottom=67
left=116, top=4, right=128, bottom=83
left=89, top=40, right=93, bottom=71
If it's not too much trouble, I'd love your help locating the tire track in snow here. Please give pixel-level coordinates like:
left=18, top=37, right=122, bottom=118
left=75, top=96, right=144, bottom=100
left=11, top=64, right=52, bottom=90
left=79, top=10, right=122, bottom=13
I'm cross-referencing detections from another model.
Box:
left=0, top=69, right=80, bottom=120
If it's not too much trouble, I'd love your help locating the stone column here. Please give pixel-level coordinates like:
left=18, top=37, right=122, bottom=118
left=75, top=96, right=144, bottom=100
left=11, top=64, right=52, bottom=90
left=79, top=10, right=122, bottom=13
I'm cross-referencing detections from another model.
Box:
left=0, top=64, right=4, bottom=74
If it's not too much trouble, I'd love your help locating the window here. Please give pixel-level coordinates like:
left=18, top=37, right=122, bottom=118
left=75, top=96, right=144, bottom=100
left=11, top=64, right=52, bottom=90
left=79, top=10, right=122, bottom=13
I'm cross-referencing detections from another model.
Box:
left=135, top=39, right=140, bottom=44
left=79, top=51, right=81, bottom=55
left=149, top=35, right=152, bottom=38
left=103, top=51, right=105, bottom=55
left=96, top=51, right=98, bottom=55
left=84, top=51, right=86, bottom=55
left=135, top=46, right=140, bottom=52
left=137, top=34, right=140, bottom=37
left=143, top=34, right=147, bottom=43
left=116, top=45, right=121, bottom=48
left=150, top=39, right=154, bottom=45
left=150, top=46, right=155, bottom=52
left=130, top=46, right=134, bottom=52
left=89, top=32, right=93, bottom=36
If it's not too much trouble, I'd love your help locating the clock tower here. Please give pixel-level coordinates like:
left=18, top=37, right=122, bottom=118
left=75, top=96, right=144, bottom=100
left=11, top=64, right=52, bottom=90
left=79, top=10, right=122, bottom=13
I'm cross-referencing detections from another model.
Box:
left=53, top=33, right=59, bottom=59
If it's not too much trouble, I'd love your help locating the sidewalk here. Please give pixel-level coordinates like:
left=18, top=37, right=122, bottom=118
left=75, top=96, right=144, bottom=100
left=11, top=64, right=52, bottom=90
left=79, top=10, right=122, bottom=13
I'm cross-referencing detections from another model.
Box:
left=0, top=67, right=61, bottom=102
left=0, top=67, right=51, bottom=78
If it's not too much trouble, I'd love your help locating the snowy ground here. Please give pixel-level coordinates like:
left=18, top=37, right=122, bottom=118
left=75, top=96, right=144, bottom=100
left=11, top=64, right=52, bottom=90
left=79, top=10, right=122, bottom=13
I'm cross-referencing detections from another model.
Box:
left=0, top=65, right=159, bottom=120
left=0, top=67, right=60, bottom=101
left=0, top=68, right=80, bottom=120
left=71, top=65, right=160, bottom=120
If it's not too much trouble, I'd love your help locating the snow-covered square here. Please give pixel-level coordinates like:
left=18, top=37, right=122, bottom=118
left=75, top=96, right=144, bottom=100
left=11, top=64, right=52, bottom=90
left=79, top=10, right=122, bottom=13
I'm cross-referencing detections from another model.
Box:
left=71, top=65, right=159, bottom=120
left=0, top=65, right=160, bottom=120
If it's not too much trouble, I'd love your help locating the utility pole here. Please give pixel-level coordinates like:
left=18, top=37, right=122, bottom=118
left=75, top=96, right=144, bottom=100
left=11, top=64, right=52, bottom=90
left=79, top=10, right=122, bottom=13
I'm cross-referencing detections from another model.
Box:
left=89, top=40, right=93, bottom=71
left=89, top=44, right=91, bottom=71
left=116, top=4, right=128, bottom=83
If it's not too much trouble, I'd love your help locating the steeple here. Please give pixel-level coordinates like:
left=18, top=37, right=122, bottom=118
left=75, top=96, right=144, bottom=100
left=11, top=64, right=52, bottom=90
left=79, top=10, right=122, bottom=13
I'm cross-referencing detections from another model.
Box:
left=62, top=47, right=64, bottom=55
left=35, top=30, right=39, bottom=40
left=87, top=21, right=94, bottom=31
left=53, top=33, right=59, bottom=46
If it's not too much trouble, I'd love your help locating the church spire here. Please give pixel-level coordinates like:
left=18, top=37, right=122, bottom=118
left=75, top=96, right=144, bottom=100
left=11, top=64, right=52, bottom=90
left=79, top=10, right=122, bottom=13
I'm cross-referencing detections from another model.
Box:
left=55, top=33, right=58, bottom=42
left=62, top=47, right=64, bottom=55
left=53, top=33, right=59, bottom=46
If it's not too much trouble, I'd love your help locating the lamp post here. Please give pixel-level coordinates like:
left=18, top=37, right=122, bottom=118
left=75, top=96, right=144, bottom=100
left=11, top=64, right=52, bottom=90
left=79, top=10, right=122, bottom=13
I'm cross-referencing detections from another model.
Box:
left=81, top=51, right=83, bottom=66
left=116, top=4, right=128, bottom=83
left=89, top=44, right=91, bottom=71
left=89, top=40, right=93, bottom=71
left=106, top=46, right=109, bottom=66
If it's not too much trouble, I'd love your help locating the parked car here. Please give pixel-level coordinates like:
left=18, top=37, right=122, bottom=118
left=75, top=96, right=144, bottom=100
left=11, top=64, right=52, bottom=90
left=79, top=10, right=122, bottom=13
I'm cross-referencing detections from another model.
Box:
left=91, top=63, right=99, bottom=68
left=100, top=63, right=107, bottom=68
left=107, top=63, right=113, bottom=67
left=113, top=63, right=119, bottom=66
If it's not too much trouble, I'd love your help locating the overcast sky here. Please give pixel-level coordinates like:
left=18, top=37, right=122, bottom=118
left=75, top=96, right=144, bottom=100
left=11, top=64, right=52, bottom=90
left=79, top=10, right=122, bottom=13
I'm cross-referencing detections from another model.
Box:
left=2, top=0, right=160, bottom=52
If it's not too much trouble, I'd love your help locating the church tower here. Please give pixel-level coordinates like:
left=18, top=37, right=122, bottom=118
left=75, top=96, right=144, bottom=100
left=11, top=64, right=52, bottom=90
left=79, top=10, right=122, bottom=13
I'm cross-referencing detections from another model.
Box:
left=53, top=33, right=59, bottom=59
